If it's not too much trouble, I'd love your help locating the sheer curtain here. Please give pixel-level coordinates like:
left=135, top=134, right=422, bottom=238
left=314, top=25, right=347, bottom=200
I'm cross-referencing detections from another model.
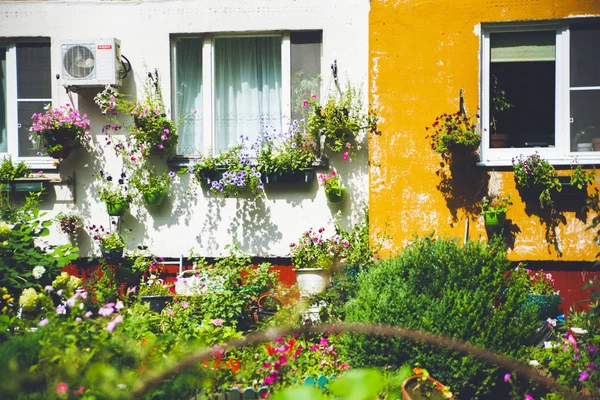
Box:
left=214, top=36, right=282, bottom=152
left=0, top=49, right=6, bottom=153
left=175, top=38, right=203, bottom=155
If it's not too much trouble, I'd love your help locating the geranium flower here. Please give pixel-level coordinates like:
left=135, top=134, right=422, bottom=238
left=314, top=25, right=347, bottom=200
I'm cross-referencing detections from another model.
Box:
left=56, top=382, right=68, bottom=394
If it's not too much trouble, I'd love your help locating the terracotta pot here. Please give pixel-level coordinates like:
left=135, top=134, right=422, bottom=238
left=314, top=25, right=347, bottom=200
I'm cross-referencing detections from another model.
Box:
left=490, top=133, right=509, bottom=148
left=401, top=375, right=454, bottom=400
left=593, top=137, right=600, bottom=152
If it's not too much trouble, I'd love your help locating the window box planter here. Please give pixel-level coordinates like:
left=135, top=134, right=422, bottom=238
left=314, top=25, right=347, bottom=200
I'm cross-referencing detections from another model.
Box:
left=0, top=179, right=47, bottom=193
left=140, top=295, right=174, bottom=313
left=197, top=167, right=228, bottom=184
left=262, top=168, right=315, bottom=185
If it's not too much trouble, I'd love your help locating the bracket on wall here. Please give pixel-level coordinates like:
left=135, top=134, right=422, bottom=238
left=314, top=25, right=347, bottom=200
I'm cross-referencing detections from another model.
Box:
left=331, top=60, right=342, bottom=97
left=459, top=89, right=465, bottom=114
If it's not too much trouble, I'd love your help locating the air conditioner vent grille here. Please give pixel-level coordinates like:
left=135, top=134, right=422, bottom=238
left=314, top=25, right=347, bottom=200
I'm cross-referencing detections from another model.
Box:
left=63, top=45, right=95, bottom=79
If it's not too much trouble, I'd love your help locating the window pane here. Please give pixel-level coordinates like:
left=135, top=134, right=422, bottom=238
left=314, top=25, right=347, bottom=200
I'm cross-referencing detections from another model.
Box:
left=17, top=43, right=51, bottom=99
left=214, top=36, right=282, bottom=152
left=571, top=90, right=600, bottom=152
left=0, top=48, right=6, bottom=153
left=18, top=101, right=45, bottom=157
left=489, top=31, right=556, bottom=149
left=175, top=38, right=203, bottom=155
left=570, top=24, right=600, bottom=88
left=491, top=31, right=555, bottom=62
left=291, top=31, right=322, bottom=122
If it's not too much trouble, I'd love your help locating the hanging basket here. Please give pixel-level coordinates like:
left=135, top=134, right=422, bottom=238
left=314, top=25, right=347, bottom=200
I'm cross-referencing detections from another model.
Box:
left=106, top=201, right=129, bottom=217
left=143, top=191, right=166, bottom=207
left=326, top=188, right=346, bottom=204
left=484, top=211, right=506, bottom=228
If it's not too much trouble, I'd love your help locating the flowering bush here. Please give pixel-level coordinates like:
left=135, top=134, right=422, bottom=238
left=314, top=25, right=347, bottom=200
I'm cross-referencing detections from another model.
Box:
left=56, top=212, right=82, bottom=234
left=527, top=269, right=557, bottom=296
left=512, top=153, right=561, bottom=209
left=29, top=104, right=90, bottom=157
left=318, top=171, right=346, bottom=202
left=481, top=193, right=512, bottom=217
left=255, top=122, right=317, bottom=175
left=94, top=85, right=122, bottom=116
left=289, top=227, right=348, bottom=271
left=426, top=111, right=480, bottom=154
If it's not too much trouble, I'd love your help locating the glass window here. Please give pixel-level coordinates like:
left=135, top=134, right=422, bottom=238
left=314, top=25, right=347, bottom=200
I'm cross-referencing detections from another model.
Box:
left=174, top=37, right=203, bottom=155
left=214, top=36, right=282, bottom=152
left=291, top=31, right=322, bottom=122
left=0, top=48, right=6, bottom=153
left=489, top=31, right=556, bottom=149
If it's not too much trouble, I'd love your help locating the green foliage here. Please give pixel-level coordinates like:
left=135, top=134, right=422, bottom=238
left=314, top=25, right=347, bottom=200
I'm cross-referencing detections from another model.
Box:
left=130, top=165, right=171, bottom=198
left=95, top=170, right=133, bottom=205
left=490, top=75, right=514, bottom=134
left=342, top=235, right=538, bottom=398
left=0, top=156, right=31, bottom=181
left=426, top=111, right=480, bottom=154
left=0, top=193, right=78, bottom=299
left=307, top=83, right=367, bottom=155
left=570, top=164, right=595, bottom=190
left=289, top=227, right=346, bottom=271
left=256, top=123, right=317, bottom=175
left=318, top=171, right=346, bottom=199
left=512, top=153, right=561, bottom=209
left=481, top=194, right=512, bottom=217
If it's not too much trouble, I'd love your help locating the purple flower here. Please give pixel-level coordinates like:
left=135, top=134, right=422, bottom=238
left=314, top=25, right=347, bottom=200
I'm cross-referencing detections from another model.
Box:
left=504, top=373, right=511, bottom=383
left=524, top=395, right=534, bottom=400
left=56, top=304, right=66, bottom=314
left=38, top=318, right=49, bottom=327
left=580, top=370, right=589, bottom=381
left=105, top=315, right=123, bottom=332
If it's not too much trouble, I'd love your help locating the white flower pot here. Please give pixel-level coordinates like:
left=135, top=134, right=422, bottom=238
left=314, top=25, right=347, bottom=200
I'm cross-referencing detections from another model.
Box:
left=294, top=268, right=331, bottom=296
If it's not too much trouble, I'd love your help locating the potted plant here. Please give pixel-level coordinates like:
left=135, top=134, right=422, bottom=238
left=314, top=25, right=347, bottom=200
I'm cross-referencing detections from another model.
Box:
left=515, top=265, right=562, bottom=320
left=187, top=139, right=263, bottom=197
left=130, top=166, right=171, bottom=207
left=96, top=171, right=133, bottom=216
left=256, top=122, right=317, bottom=185
left=490, top=75, right=514, bottom=148
left=128, top=71, right=178, bottom=157
left=426, top=110, right=480, bottom=155
left=289, top=227, right=347, bottom=296
left=319, top=171, right=346, bottom=204
left=138, top=266, right=174, bottom=313
left=401, top=365, right=454, bottom=400
left=306, top=83, right=368, bottom=160
left=56, top=212, right=83, bottom=235
left=88, top=224, right=126, bottom=263
left=0, top=156, right=33, bottom=192
left=481, top=193, right=512, bottom=228
left=29, top=104, right=90, bottom=159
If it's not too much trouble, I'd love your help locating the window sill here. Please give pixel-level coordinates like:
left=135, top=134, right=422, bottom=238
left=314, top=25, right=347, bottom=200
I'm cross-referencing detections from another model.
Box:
left=16, top=157, right=60, bottom=171
left=477, top=153, right=600, bottom=168
left=167, top=156, right=330, bottom=169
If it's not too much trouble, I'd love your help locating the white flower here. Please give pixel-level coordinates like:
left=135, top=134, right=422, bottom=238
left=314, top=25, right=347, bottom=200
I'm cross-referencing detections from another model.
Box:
left=544, top=341, right=554, bottom=349
left=32, top=266, right=46, bottom=279
left=529, top=360, right=540, bottom=366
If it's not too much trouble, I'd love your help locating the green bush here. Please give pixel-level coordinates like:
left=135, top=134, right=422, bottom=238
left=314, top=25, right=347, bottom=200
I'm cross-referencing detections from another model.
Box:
left=342, top=235, right=538, bottom=399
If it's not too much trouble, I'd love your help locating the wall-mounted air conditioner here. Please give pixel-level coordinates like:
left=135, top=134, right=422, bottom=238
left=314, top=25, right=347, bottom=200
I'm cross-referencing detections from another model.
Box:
left=60, top=38, right=122, bottom=86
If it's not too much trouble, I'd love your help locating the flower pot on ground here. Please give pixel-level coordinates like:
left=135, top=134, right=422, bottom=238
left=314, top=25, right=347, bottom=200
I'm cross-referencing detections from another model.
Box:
left=294, top=268, right=331, bottom=296
left=29, top=104, right=90, bottom=159
left=401, top=374, right=454, bottom=400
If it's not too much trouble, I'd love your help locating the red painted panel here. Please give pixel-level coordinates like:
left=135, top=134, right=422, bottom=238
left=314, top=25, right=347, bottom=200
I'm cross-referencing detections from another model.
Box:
left=551, top=270, right=600, bottom=315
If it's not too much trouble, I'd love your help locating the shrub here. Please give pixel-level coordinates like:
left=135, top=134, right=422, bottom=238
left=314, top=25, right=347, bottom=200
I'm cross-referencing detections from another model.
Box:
left=342, top=235, right=538, bottom=398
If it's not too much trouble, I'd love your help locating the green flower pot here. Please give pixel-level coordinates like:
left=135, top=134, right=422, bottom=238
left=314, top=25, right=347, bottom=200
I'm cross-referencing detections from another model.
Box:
left=106, top=201, right=129, bottom=217
left=484, top=212, right=506, bottom=227
left=143, top=191, right=166, bottom=207
left=326, top=188, right=346, bottom=204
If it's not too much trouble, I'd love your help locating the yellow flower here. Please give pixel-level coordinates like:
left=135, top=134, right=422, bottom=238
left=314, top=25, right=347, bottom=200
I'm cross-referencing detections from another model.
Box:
left=1, top=306, right=7, bottom=313
left=2, top=294, right=10, bottom=300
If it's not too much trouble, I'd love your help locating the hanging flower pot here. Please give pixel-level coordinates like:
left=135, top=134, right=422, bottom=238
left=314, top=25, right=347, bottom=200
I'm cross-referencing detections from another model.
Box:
left=484, top=211, right=506, bottom=228
left=143, top=191, right=166, bottom=207
left=29, top=106, right=90, bottom=159
left=105, top=201, right=129, bottom=217
left=326, top=188, right=346, bottom=204
left=46, top=143, right=75, bottom=160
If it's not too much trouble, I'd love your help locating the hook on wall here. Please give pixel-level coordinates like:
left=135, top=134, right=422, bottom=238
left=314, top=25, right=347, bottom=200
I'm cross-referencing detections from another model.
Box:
left=459, top=89, right=465, bottom=114
left=331, top=60, right=342, bottom=97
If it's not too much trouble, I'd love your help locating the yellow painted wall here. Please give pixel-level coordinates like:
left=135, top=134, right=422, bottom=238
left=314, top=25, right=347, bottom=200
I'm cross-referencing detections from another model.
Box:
left=369, top=0, right=600, bottom=261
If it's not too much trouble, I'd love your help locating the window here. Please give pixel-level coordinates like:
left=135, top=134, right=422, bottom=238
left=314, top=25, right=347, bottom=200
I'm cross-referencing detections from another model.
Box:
left=481, top=20, right=600, bottom=165
left=172, top=31, right=322, bottom=156
left=0, top=40, right=52, bottom=166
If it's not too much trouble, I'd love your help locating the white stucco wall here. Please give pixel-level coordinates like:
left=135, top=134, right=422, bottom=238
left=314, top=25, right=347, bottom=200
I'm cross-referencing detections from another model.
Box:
left=0, top=0, right=370, bottom=259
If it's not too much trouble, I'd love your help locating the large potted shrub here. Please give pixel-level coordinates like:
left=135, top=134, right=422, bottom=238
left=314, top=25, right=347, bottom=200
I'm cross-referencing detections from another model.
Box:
left=29, top=104, right=90, bottom=159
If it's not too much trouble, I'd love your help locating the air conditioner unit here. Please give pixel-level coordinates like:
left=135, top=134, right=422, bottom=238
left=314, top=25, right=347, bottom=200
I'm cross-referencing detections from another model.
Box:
left=60, top=38, right=122, bottom=87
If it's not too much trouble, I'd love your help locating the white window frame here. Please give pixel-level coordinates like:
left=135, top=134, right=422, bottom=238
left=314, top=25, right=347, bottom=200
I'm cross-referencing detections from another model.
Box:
left=480, top=21, right=600, bottom=166
left=1, top=42, right=56, bottom=170
left=171, top=32, right=296, bottom=157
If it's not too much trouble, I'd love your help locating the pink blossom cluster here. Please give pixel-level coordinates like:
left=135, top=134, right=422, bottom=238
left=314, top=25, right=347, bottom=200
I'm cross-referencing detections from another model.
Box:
left=29, top=104, right=91, bottom=138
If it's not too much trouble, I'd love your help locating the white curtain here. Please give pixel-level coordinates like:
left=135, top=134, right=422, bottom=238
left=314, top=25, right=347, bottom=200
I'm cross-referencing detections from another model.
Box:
left=175, top=38, right=203, bottom=155
left=214, top=36, right=282, bottom=152
left=0, top=50, right=6, bottom=153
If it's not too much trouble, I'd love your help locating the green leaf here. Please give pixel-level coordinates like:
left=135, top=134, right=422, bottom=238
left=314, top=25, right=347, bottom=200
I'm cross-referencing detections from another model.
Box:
left=271, top=386, right=325, bottom=400
left=330, top=369, right=385, bottom=400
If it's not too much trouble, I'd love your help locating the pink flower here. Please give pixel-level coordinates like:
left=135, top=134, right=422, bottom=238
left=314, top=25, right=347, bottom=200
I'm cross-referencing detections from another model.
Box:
left=158, top=144, right=164, bottom=149
left=279, top=355, right=287, bottom=365
left=580, top=370, right=589, bottom=381
left=504, top=373, right=511, bottom=383
left=342, top=152, right=349, bottom=161
left=211, top=344, right=225, bottom=359
left=565, top=331, right=578, bottom=351
left=340, top=363, right=349, bottom=371
left=73, top=386, right=85, bottom=395
left=56, top=382, right=68, bottom=394
left=167, top=308, right=174, bottom=316
left=524, top=395, right=534, bottom=400
left=38, top=318, right=49, bottom=327
left=303, top=100, right=309, bottom=108
left=311, top=95, right=317, bottom=100
left=210, top=318, right=224, bottom=326
left=105, top=315, right=123, bottom=332
left=181, top=301, right=189, bottom=309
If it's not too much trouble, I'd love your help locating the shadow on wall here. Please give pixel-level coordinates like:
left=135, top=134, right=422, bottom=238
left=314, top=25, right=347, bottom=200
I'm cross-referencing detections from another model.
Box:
left=436, top=149, right=490, bottom=225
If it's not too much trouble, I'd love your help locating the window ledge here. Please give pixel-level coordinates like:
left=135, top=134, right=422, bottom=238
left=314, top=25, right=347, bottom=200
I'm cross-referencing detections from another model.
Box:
left=167, top=156, right=330, bottom=169
left=17, top=158, right=59, bottom=171
left=478, top=154, right=600, bottom=168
